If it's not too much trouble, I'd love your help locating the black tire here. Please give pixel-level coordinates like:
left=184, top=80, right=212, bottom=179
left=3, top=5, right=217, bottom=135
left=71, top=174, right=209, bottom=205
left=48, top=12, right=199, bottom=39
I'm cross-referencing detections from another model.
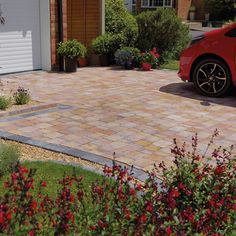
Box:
left=192, top=58, right=232, bottom=97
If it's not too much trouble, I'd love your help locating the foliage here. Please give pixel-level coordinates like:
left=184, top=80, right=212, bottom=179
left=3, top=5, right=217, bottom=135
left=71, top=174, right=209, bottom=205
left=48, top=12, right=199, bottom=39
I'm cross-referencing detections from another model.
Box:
left=92, top=33, right=124, bottom=56
left=161, top=60, right=179, bottom=70
left=136, top=8, right=190, bottom=62
left=14, top=87, right=30, bottom=105
left=105, top=0, right=138, bottom=47
left=121, top=47, right=142, bottom=68
left=0, top=132, right=235, bottom=235
left=0, top=143, right=20, bottom=177
left=57, top=40, right=87, bottom=59
left=204, top=0, right=235, bottom=20
left=140, top=48, right=160, bottom=69
left=0, top=96, right=12, bottom=110
left=115, top=49, right=133, bottom=69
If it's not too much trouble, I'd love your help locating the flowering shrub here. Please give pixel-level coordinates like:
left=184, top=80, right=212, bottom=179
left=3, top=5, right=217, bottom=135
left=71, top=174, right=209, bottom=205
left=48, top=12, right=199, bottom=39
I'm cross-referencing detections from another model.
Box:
left=14, top=87, right=30, bottom=105
left=0, top=131, right=235, bottom=235
left=141, top=48, right=160, bottom=70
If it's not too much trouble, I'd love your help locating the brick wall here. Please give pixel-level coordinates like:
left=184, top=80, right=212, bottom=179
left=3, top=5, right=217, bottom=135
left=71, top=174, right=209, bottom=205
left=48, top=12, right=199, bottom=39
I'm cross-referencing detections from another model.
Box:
left=50, top=0, right=68, bottom=71
left=176, top=0, right=192, bottom=20
left=192, top=0, right=205, bottom=20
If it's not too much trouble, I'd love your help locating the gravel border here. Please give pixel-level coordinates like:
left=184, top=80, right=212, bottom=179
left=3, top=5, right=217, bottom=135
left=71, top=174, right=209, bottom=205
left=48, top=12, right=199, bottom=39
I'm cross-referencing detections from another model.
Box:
left=0, top=131, right=150, bottom=182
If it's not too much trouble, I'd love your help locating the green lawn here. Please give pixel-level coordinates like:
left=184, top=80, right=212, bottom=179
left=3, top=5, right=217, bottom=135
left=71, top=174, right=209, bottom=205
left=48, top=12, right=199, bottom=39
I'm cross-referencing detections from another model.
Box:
left=161, top=60, right=179, bottom=71
left=0, top=161, right=102, bottom=197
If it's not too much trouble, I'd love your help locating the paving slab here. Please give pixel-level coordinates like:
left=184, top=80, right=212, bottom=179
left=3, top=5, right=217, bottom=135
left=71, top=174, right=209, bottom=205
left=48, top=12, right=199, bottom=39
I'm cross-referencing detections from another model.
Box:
left=0, top=67, right=235, bottom=170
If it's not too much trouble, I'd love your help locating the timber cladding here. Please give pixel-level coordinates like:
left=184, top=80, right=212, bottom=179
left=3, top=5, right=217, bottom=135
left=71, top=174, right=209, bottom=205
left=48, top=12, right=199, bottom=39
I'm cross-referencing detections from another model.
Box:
left=67, top=0, right=100, bottom=46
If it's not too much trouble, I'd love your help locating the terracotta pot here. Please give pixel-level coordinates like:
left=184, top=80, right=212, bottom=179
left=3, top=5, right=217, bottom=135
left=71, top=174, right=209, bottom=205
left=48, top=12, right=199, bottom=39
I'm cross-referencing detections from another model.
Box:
left=78, top=57, right=88, bottom=67
left=142, top=62, right=151, bottom=71
left=64, top=57, right=77, bottom=72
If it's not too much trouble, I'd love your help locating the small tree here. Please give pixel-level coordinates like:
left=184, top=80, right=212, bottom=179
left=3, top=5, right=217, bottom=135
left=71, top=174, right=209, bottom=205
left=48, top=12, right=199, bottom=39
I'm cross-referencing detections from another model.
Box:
left=136, top=8, right=190, bottom=62
left=105, top=0, right=138, bottom=47
left=204, top=0, right=235, bottom=21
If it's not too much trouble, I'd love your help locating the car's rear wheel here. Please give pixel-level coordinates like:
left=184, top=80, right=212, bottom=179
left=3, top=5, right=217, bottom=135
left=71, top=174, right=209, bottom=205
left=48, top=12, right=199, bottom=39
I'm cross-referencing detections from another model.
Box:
left=192, top=58, right=231, bottom=97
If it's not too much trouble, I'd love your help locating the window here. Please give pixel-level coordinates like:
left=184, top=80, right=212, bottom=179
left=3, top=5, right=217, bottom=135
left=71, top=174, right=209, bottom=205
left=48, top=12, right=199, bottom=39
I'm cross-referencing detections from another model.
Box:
left=141, top=0, right=173, bottom=7
left=225, top=27, right=236, bottom=37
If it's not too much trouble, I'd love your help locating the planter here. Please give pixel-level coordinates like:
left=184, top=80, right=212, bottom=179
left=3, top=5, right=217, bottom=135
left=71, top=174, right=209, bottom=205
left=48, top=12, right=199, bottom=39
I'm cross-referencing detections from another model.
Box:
left=211, top=21, right=223, bottom=28
left=205, top=13, right=210, bottom=21
left=142, top=63, right=151, bottom=71
left=189, top=12, right=196, bottom=21
left=89, top=54, right=100, bottom=66
left=78, top=57, right=88, bottom=67
left=124, top=61, right=133, bottom=70
left=64, top=57, right=78, bottom=73
left=99, top=55, right=109, bottom=66
left=202, top=21, right=210, bottom=27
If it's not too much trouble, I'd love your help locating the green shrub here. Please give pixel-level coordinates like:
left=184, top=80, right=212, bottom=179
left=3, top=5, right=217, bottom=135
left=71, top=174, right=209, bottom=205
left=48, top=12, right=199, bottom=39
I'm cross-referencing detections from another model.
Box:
left=136, top=8, right=190, bottom=62
left=57, top=39, right=87, bottom=59
left=116, top=47, right=141, bottom=67
left=0, top=143, right=20, bottom=177
left=0, top=96, right=12, bottom=110
left=205, top=0, right=235, bottom=21
left=105, top=0, right=138, bottom=46
left=92, top=33, right=125, bottom=56
left=14, top=87, right=30, bottom=105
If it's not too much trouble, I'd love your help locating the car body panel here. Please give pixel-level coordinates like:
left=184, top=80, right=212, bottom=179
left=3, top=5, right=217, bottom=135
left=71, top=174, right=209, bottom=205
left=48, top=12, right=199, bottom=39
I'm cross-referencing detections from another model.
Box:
left=178, top=22, right=236, bottom=86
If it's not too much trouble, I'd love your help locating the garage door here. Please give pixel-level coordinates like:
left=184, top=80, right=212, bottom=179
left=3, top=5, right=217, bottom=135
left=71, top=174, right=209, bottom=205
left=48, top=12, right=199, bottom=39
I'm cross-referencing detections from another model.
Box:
left=0, top=0, right=41, bottom=74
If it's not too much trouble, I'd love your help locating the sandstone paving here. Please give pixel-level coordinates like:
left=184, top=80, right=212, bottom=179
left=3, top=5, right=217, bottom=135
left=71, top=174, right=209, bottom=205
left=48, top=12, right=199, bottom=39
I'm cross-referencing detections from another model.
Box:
left=0, top=67, right=236, bottom=170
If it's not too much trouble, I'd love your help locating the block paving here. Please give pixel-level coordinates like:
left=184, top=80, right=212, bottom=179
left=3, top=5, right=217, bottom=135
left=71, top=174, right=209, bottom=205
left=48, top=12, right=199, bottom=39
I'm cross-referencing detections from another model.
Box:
left=0, top=67, right=236, bottom=171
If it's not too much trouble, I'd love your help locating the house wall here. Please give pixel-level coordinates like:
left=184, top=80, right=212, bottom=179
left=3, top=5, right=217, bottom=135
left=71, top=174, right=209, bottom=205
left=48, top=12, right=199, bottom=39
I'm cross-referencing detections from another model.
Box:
left=192, top=0, right=205, bottom=20
left=136, top=0, right=195, bottom=20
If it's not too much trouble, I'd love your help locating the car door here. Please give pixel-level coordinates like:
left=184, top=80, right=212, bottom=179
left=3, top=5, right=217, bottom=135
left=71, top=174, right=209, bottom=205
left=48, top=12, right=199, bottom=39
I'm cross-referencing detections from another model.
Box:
left=225, top=25, right=236, bottom=72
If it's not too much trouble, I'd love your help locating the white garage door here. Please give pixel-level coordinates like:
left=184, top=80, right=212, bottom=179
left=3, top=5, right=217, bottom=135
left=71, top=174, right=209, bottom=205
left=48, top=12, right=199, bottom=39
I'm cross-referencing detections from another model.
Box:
left=0, top=0, right=41, bottom=74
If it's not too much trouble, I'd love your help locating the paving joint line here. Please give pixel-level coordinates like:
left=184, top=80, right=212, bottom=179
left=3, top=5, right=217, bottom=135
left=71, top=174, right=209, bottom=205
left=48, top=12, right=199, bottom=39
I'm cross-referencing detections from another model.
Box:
left=0, top=104, right=75, bottom=122
left=0, top=130, right=152, bottom=182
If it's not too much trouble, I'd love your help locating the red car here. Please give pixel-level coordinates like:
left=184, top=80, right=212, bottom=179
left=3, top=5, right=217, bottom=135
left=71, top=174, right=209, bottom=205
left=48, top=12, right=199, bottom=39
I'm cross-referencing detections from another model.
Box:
left=178, top=22, right=236, bottom=97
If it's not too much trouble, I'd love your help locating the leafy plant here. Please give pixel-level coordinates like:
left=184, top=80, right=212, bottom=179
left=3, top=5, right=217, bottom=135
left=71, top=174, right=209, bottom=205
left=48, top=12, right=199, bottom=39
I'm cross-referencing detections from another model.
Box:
left=57, top=40, right=87, bottom=59
left=14, top=87, right=30, bottom=105
left=0, top=132, right=235, bottom=235
left=0, top=96, right=12, bottom=110
left=92, top=33, right=124, bottom=56
left=204, top=0, right=235, bottom=20
left=0, top=143, right=20, bottom=177
left=136, top=8, right=190, bottom=62
left=115, top=49, right=133, bottom=66
left=105, top=0, right=138, bottom=47
left=141, top=48, right=160, bottom=69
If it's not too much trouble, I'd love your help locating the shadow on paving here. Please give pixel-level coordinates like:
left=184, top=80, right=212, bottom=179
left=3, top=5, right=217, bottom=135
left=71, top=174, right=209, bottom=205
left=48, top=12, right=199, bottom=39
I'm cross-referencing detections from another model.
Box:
left=159, top=82, right=236, bottom=108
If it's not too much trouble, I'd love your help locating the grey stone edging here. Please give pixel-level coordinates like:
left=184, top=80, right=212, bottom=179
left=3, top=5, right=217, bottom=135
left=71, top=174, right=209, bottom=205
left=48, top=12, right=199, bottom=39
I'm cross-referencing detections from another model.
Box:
left=0, top=130, right=150, bottom=182
left=0, top=103, right=58, bottom=118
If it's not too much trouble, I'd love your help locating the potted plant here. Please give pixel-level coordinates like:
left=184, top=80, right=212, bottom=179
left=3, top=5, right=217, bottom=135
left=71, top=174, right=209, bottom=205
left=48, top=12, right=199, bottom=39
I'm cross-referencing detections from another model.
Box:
left=92, top=33, right=124, bottom=66
left=140, top=48, right=160, bottom=71
left=115, top=49, right=133, bottom=69
left=57, top=39, right=87, bottom=72
left=189, top=5, right=197, bottom=21
left=78, top=46, right=88, bottom=67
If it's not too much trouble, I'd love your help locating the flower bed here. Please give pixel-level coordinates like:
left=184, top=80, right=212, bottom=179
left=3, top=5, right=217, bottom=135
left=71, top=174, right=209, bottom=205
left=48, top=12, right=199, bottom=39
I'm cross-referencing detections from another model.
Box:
left=0, top=131, right=235, bottom=235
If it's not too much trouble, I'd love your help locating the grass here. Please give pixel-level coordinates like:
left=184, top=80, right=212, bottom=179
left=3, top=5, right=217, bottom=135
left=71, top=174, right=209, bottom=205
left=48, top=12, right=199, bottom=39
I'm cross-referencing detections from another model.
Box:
left=161, top=60, right=179, bottom=71
left=0, top=161, right=102, bottom=197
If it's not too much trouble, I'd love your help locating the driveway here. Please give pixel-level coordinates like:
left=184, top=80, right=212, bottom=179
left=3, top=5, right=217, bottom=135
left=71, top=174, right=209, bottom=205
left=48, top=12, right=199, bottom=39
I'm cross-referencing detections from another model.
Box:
left=0, top=68, right=235, bottom=170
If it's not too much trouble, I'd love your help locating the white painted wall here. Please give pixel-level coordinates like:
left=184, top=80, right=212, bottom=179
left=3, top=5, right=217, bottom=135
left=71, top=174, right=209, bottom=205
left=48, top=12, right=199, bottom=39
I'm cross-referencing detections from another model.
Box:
left=39, top=0, right=51, bottom=71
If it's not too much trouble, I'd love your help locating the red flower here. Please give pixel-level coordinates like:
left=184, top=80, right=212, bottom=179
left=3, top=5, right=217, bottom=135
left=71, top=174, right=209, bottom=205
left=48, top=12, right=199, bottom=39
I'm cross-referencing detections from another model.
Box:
left=28, top=230, right=35, bottom=236
left=139, top=213, right=147, bottom=224
left=166, top=226, right=172, bottom=235
left=31, top=200, right=37, bottom=210
left=142, top=62, right=151, bottom=71
left=6, top=211, right=12, bottom=221
left=98, top=220, right=106, bottom=229
left=41, top=181, right=47, bottom=187
left=90, top=225, right=97, bottom=231
left=0, top=211, right=4, bottom=224
left=215, top=166, right=224, bottom=175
